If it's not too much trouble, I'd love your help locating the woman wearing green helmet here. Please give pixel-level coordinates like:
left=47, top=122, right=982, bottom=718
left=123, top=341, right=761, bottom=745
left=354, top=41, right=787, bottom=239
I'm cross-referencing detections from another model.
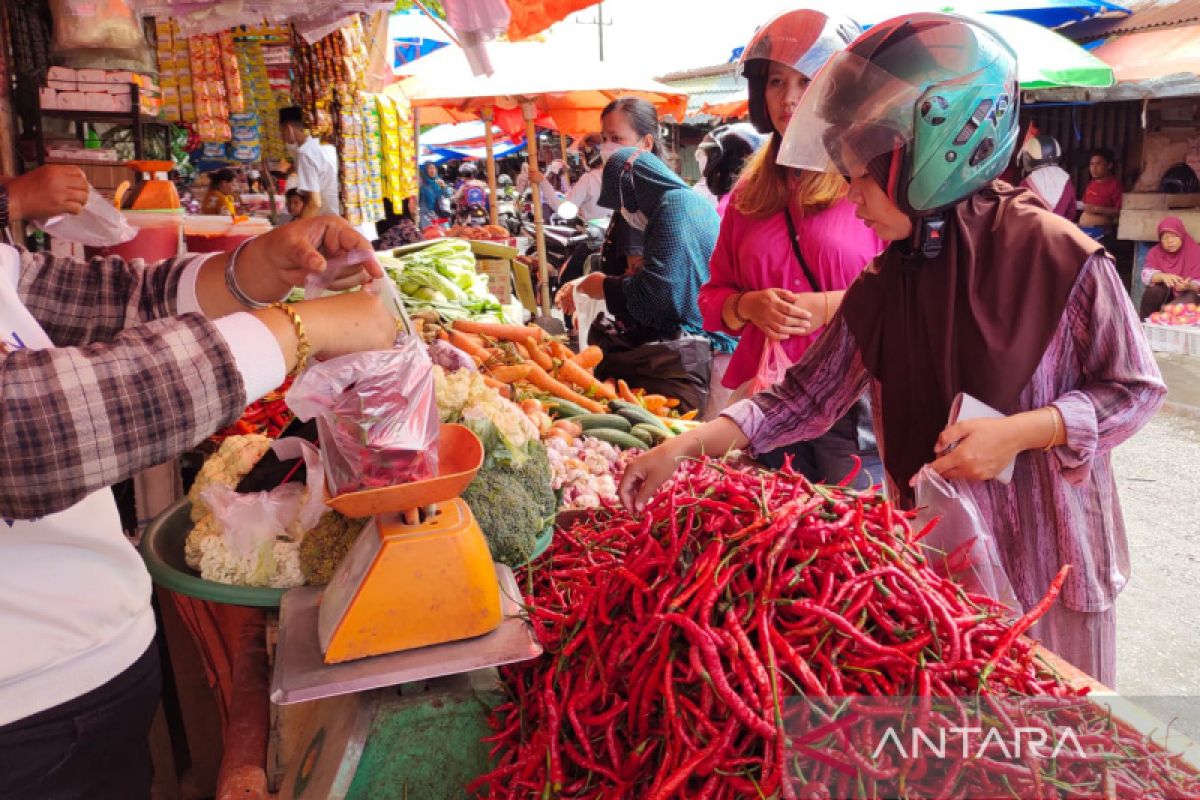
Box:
left=621, top=13, right=1165, bottom=686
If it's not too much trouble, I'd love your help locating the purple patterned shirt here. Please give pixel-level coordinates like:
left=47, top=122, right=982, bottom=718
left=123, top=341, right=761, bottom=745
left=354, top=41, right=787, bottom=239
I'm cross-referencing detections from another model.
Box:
left=724, top=254, right=1166, bottom=613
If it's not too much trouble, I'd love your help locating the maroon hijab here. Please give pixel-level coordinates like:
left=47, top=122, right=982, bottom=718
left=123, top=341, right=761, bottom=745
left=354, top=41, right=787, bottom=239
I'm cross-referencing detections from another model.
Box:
left=842, top=180, right=1101, bottom=505
left=1146, top=217, right=1200, bottom=282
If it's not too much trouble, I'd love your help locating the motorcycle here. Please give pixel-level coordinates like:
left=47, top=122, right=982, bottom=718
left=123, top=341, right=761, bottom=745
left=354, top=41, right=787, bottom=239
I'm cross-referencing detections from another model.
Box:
left=496, top=193, right=522, bottom=236
left=522, top=201, right=606, bottom=305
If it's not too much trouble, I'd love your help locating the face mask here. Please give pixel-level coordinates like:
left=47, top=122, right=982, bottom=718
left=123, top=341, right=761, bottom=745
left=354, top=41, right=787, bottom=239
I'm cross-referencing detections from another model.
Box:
left=600, top=142, right=620, bottom=163
left=622, top=209, right=648, bottom=231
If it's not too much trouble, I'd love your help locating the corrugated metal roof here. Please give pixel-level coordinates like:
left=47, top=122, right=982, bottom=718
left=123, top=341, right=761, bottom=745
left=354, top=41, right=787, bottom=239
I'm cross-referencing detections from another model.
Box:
left=657, top=64, right=747, bottom=124
left=1068, top=0, right=1200, bottom=39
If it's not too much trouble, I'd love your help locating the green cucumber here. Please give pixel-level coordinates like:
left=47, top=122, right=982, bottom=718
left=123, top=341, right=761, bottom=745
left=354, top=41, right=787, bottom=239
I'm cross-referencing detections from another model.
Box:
left=628, top=427, right=655, bottom=447
left=574, top=413, right=632, bottom=432
left=631, top=423, right=670, bottom=445
left=610, top=400, right=671, bottom=432
left=585, top=428, right=647, bottom=450
left=544, top=398, right=589, bottom=418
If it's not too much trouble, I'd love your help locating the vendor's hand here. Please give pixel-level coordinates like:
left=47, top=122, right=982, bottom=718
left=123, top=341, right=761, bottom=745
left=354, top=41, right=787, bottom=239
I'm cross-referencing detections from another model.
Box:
left=741, top=288, right=813, bottom=340
left=236, top=215, right=383, bottom=304
left=927, top=417, right=1022, bottom=482
left=556, top=282, right=577, bottom=315
left=576, top=272, right=606, bottom=300
left=5, top=165, right=89, bottom=222
left=620, top=441, right=684, bottom=515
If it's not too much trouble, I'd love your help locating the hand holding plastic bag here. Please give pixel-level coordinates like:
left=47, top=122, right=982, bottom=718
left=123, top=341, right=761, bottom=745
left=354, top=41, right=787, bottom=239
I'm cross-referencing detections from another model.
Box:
left=38, top=188, right=137, bottom=246
left=285, top=337, right=440, bottom=495
left=912, top=465, right=1018, bottom=611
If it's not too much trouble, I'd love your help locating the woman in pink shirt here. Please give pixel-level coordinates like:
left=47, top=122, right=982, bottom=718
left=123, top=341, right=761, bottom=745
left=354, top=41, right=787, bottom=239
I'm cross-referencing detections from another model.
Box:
left=698, top=8, right=884, bottom=487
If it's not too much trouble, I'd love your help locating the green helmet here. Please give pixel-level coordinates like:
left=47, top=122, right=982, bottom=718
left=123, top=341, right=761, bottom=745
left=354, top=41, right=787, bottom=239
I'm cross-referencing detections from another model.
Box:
left=778, top=13, right=1019, bottom=215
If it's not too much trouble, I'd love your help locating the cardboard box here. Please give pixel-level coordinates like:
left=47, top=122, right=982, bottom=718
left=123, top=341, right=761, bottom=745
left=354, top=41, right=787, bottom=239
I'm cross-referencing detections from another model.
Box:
left=84, top=92, right=132, bottom=112
left=476, top=258, right=514, bottom=303
left=56, top=92, right=87, bottom=110
left=48, top=79, right=76, bottom=91
left=75, top=68, right=108, bottom=83
left=47, top=66, right=76, bottom=81
left=39, top=87, right=57, bottom=109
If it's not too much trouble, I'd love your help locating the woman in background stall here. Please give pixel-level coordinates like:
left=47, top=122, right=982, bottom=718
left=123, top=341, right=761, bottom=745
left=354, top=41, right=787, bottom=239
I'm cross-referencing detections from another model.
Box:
left=1140, top=216, right=1200, bottom=318
left=200, top=168, right=238, bottom=215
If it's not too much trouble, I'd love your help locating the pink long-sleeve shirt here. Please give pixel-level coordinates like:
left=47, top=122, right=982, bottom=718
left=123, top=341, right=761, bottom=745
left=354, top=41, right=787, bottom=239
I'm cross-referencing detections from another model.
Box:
left=724, top=254, right=1166, bottom=614
left=699, top=198, right=884, bottom=390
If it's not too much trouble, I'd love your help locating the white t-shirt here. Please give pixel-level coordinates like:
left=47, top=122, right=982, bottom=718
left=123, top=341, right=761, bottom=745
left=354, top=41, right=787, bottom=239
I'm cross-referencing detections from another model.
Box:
left=0, top=248, right=281, bottom=725
left=540, top=168, right=610, bottom=223
left=295, top=136, right=340, bottom=216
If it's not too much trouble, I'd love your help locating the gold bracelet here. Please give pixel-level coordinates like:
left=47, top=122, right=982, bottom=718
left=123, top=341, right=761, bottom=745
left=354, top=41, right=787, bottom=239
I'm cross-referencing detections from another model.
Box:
left=731, top=292, right=749, bottom=328
left=271, top=302, right=312, bottom=378
left=1043, top=406, right=1060, bottom=452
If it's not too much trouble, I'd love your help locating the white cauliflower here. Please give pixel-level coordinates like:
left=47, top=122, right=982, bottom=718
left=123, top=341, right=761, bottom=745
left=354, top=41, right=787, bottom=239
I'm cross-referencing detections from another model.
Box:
left=434, top=367, right=538, bottom=462
left=184, top=434, right=309, bottom=588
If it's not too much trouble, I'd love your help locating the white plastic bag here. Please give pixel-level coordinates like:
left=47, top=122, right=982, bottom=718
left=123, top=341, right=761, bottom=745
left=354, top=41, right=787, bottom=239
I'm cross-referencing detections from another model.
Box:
left=38, top=188, right=137, bottom=246
left=571, top=277, right=607, bottom=349
left=912, top=465, right=1018, bottom=611
left=201, top=438, right=326, bottom=563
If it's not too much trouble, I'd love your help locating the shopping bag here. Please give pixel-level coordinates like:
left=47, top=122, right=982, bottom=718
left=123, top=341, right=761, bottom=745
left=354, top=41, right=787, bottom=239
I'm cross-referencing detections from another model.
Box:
left=911, top=465, right=1018, bottom=611
left=38, top=188, right=137, bottom=246
left=571, top=277, right=607, bottom=349
left=746, top=340, right=793, bottom=397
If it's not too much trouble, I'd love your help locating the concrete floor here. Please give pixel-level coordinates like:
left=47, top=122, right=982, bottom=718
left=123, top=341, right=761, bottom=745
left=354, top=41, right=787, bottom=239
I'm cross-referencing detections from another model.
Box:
left=1111, top=353, right=1200, bottom=734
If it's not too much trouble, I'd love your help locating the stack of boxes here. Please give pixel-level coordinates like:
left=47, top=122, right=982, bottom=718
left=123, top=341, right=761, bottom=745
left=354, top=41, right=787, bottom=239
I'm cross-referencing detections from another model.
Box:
left=39, top=67, right=162, bottom=115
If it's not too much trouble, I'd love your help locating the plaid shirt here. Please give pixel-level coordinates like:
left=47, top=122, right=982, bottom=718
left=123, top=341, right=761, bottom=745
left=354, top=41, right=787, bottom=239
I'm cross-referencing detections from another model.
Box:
left=1, top=248, right=245, bottom=520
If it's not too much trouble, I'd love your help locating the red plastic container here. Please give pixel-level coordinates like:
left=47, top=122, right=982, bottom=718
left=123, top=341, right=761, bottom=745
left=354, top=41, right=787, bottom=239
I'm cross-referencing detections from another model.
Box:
left=86, top=211, right=183, bottom=263
left=183, top=216, right=271, bottom=254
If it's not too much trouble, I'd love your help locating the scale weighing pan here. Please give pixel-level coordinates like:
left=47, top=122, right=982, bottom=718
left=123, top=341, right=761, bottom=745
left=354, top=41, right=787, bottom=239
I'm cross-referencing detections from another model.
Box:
left=271, top=564, right=541, bottom=705
left=324, top=423, right=483, bottom=519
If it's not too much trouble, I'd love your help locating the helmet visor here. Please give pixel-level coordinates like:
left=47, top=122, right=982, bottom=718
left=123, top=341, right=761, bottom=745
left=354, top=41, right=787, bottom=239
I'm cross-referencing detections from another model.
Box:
left=741, top=12, right=861, bottom=80
left=778, top=15, right=998, bottom=177
left=777, top=51, right=923, bottom=177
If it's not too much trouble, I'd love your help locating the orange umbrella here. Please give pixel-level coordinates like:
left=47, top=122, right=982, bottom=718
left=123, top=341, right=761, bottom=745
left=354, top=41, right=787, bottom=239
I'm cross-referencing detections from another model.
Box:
left=507, top=0, right=601, bottom=41
left=388, top=40, right=688, bottom=315
left=700, top=97, right=749, bottom=120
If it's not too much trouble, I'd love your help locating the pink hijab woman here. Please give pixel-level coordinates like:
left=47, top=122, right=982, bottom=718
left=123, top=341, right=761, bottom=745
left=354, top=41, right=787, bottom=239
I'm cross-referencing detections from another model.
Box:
left=1140, top=216, right=1200, bottom=318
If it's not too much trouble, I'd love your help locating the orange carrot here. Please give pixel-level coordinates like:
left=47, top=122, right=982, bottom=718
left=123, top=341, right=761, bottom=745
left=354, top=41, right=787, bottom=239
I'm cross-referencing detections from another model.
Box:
left=548, top=340, right=574, bottom=363
left=556, top=358, right=617, bottom=401
left=487, top=364, right=534, bottom=384
left=512, top=341, right=533, bottom=362
left=523, top=338, right=554, bottom=371
left=481, top=376, right=512, bottom=398
left=665, top=398, right=680, bottom=409
left=680, top=409, right=699, bottom=420
left=617, top=379, right=639, bottom=405
left=452, top=319, right=546, bottom=343
left=525, top=365, right=605, bottom=413
left=520, top=398, right=543, bottom=416
left=436, top=329, right=450, bottom=341
left=572, top=346, right=603, bottom=370
left=448, top=329, right=489, bottom=360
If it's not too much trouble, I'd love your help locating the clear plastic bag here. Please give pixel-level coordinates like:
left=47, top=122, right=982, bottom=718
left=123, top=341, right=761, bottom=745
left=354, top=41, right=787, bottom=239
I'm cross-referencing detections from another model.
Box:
left=38, top=188, right=138, bottom=246
left=200, top=439, right=326, bottom=580
left=912, top=465, right=1018, bottom=611
left=747, top=340, right=793, bottom=397
left=286, top=337, right=440, bottom=496
left=50, top=0, right=145, bottom=52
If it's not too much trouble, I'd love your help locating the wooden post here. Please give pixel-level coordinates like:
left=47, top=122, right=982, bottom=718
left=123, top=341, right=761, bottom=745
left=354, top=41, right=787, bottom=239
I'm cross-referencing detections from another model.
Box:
left=482, top=107, right=498, bottom=227
left=523, top=101, right=551, bottom=316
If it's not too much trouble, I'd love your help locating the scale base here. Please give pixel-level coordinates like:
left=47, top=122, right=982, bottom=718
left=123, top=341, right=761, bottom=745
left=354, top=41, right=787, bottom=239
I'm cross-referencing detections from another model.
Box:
left=272, top=563, right=540, bottom=705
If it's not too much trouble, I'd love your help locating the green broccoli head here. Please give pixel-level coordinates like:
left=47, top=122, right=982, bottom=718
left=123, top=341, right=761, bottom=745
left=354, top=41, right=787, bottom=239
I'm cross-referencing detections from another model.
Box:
left=507, top=440, right=556, bottom=520
left=461, top=468, right=543, bottom=566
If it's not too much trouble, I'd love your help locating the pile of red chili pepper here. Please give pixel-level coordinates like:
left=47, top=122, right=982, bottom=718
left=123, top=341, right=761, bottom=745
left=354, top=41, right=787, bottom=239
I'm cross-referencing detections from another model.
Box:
left=211, top=379, right=294, bottom=443
left=471, top=458, right=1200, bottom=799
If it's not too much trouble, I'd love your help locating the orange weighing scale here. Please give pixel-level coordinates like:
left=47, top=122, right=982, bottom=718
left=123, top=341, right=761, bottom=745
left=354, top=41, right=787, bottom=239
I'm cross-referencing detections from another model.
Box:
left=270, top=424, right=541, bottom=706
